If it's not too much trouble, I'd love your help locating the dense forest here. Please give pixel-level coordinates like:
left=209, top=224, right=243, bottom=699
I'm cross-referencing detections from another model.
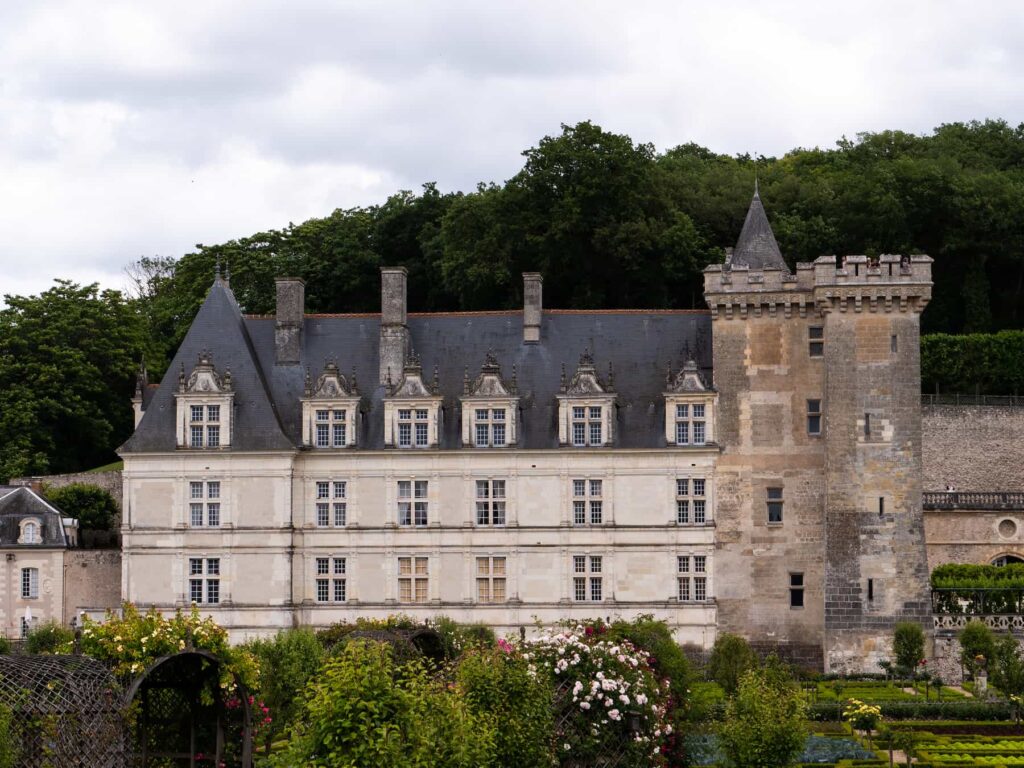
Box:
left=3, top=119, right=1024, bottom=479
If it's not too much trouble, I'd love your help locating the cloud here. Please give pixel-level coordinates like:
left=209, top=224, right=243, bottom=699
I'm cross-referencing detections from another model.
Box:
left=1, top=0, right=1023, bottom=299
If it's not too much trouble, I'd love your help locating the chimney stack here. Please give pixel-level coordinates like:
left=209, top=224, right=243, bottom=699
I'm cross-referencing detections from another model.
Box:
left=275, top=277, right=305, bottom=365
left=523, top=272, right=543, bottom=343
left=380, top=267, right=409, bottom=385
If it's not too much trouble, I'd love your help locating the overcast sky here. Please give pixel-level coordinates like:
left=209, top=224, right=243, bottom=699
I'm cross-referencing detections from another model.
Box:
left=2, top=0, right=1023, bottom=299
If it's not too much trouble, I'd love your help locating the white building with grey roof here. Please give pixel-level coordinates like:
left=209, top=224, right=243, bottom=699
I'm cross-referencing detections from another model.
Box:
left=120, top=189, right=934, bottom=670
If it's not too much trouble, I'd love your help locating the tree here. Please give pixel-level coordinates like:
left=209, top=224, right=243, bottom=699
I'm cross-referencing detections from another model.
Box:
left=716, top=667, right=807, bottom=768
left=959, top=620, right=996, bottom=679
left=243, top=628, right=325, bottom=750
left=992, top=634, right=1024, bottom=699
left=0, top=281, right=153, bottom=481
left=708, top=633, right=758, bottom=695
left=892, top=622, right=926, bottom=675
left=43, top=483, right=118, bottom=531
left=456, top=647, right=554, bottom=768
left=272, top=641, right=495, bottom=768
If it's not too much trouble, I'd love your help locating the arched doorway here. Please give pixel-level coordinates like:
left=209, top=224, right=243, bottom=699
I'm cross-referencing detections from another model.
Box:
left=125, top=650, right=253, bottom=767
left=992, top=554, right=1024, bottom=567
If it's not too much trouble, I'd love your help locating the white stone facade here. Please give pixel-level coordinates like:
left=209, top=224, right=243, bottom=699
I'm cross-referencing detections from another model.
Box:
left=121, top=447, right=718, bottom=644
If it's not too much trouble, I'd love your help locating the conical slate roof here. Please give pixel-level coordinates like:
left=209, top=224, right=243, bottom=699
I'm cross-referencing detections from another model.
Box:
left=120, top=276, right=293, bottom=453
left=729, top=185, right=788, bottom=272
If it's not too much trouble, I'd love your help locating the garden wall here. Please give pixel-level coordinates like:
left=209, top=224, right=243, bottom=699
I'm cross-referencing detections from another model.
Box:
left=922, top=405, right=1024, bottom=492
left=63, top=549, right=122, bottom=621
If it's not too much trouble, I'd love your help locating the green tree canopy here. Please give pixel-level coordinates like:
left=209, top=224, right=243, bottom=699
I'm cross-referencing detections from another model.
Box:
left=43, top=483, right=118, bottom=531
left=0, top=281, right=153, bottom=481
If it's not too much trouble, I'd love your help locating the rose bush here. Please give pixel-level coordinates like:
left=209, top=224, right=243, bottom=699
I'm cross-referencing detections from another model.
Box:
left=522, top=623, right=671, bottom=766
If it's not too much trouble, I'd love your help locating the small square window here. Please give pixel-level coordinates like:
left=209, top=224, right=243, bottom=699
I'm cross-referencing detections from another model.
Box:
left=589, top=406, right=601, bottom=419
left=572, top=406, right=585, bottom=419
left=398, top=409, right=411, bottom=421
left=207, top=405, right=220, bottom=422
left=676, top=404, right=688, bottom=419
left=316, top=410, right=329, bottom=422
left=191, top=405, right=204, bottom=422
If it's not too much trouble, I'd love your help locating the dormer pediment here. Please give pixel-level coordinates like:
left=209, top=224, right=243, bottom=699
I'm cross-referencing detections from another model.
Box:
left=561, top=350, right=614, bottom=396
left=665, top=360, right=710, bottom=394
left=304, top=361, right=358, bottom=400
left=464, top=351, right=516, bottom=398
left=179, top=351, right=232, bottom=394
left=387, top=353, right=439, bottom=399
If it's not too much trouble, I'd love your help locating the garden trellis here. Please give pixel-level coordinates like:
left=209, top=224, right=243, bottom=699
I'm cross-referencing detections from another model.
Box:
left=0, top=654, right=127, bottom=767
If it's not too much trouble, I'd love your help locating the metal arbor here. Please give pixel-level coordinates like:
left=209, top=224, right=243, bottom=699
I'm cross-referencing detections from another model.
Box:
left=0, top=654, right=127, bottom=767
left=123, top=650, right=253, bottom=768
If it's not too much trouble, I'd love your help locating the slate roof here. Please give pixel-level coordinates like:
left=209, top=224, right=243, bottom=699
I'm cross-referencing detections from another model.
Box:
left=727, top=186, right=789, bottom=272
left=0, top=487, right=68, bottom=548
left=122, top=278, right=713, bottom=453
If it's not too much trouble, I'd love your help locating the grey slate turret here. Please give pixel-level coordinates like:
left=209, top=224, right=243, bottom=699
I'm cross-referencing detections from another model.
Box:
left=727, top=184, right=788, bottom=272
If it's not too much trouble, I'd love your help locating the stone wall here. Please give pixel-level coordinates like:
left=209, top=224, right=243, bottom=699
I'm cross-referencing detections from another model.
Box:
left=10, top=469, right=123, bottom=525
left=922, top=405, right=1024, bottom=491
left=63, top=549, right=121, bottom=621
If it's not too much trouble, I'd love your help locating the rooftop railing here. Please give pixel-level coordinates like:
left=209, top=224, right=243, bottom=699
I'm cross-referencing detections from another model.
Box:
left=922, top=393, right=1024, bottom=407
left=923, top=491, right=1024, bottom=510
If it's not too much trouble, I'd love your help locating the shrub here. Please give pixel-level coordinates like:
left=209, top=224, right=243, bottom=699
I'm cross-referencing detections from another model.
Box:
left=0, top=637, right=11, bottom=655
left=893, top=622, right=926, bottom=673
left=25, top=620, right=74, bottom=655
left=243, top=628, right=324, bottom=746
left=43, top=483, right=118, bottom=531
left=432, top=615, right=496, bottom=658
left=716, top=667, right=807, bottom=768
left=806, top=699, right=1013, bottom=721
left=456, top=646, right=554, bottom=767
left=523, top=624, right=671, bottom=766
left=70, top=603, right=258, bottom=689
left=271, top=640, right=495, bottom=768
left=992, top=634, right=1024, bottom=698
left=708, top=633, right=757, bottom=695
left=959, top=620, right=997, bottom=678
left=0, top=704, right=15, bottom=768
left=921, top=330, right=1024, bottom=395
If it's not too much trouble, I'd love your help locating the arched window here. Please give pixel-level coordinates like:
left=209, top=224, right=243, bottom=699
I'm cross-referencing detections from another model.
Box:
left=20, top=520, right=40, bottom=544
left=992, top=554, right=1024, bottom=567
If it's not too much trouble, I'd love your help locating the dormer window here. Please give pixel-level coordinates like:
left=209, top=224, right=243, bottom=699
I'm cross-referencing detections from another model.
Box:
left=572, top=406, right=604, bottom=446
left=301, top=362, right=360, bottom=449
left=556, top=351, right=615, bottom=448
left=398, top=408, right=430, bottom=447
left=19, top=519, right=41, bottom=545
left=664, top=360, right=716, bottom=447
left=384, top=354, right=443, bottom=449
left=461, top=352, right=518, bottom=448
left=174, top=351, right=234, bottom=449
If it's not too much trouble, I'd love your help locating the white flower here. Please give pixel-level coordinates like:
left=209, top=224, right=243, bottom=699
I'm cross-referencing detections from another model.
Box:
left=580, top=701, right=591, bottom=710
left=563, top=743, right=571, bottom=751
left=619, top=694, right=630, bottom=705
left=609, top=709, right=621, bottom=721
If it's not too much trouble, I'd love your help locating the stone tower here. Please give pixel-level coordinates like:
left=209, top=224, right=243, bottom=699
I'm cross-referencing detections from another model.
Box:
left=704, top=190, right=932, bottom=671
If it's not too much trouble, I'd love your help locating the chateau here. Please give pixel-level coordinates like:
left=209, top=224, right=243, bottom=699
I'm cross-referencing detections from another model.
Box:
left=119, top=191, right=936, bottom=671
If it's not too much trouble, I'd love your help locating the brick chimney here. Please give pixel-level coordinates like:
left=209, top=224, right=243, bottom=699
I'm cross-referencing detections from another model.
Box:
left=523, top=272, right=543, bottom=343
left=379, top=267, right=409, bottom=385
left=275, top=277, right=305, bottom=365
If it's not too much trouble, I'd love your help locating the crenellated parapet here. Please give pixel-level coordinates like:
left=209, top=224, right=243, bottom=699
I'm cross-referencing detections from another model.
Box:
left=703, top=254, right=932, bottom=319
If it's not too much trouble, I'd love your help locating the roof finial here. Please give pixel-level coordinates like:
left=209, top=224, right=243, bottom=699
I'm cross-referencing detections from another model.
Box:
left=351, top=367, right=359, bottom=395
left=463, top=366, right=470, bottom=395
left=215, top=256, right=221, bottom=281
left=224, top=260, right=231, bottom=285
left=754, top=173, right=759, bottom=198
left=510, top=364, right=518, bottom=394
left=432, top=365, right=439, bottom=393
left=560, top=363, right=567, bottom=393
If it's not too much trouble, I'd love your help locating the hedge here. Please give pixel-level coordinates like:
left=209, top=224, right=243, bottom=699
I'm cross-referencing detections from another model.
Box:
left=921, top=331, right=1024, bottom=395
left=807, top=701, right=1014, bottom=722
left=932, top=564, right=1024, bottom=590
